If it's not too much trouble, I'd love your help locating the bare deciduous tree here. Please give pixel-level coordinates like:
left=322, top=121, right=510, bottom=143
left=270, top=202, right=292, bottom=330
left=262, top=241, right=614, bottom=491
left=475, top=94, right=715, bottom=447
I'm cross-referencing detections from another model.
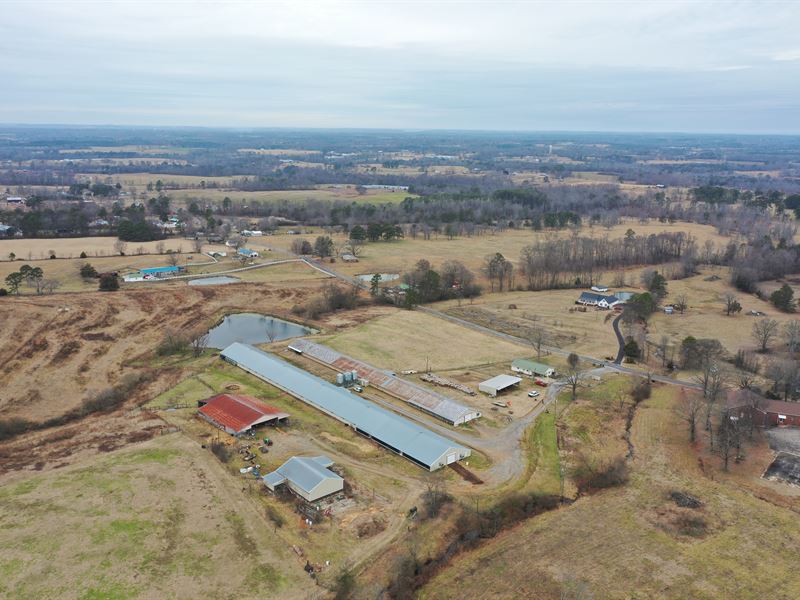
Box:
left=113, top=240, right=128, bottom=256
left=723, top=293, right=742, bottom=316
left=674, top=294, right=688, bottom=315
left=752, top=318, right=779, bottom=352
left=677, top=389, right=704, bottom=443
left=784, top=320, right=800, bottom=353
left=166, top=251, right=180, bottom=267
left=191, top=332, right=208, bottom=358
left=193, top=238, right=204, bottom=254
left=529, top=325, right=547, bottom=361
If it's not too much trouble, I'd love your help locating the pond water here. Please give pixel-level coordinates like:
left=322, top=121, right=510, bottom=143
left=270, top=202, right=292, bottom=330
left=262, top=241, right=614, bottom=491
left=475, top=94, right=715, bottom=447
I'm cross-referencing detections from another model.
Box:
left=188, top=276, right=241, bottom=286
left=356, top=273, right=400, bottom=283
left=205, top=313, right=316, bottom=349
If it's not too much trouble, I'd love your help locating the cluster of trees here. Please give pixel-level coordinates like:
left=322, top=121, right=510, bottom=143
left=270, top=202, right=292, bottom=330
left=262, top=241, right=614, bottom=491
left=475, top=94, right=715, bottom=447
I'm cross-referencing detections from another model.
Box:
left=350, top=223, right=404, bottom=242
left=399, top=259, right=481, bottom=306
left=116, top=219, right=164, bottom=242
left=517, top=231, right=693, bottom=291
left=292, top=281, right=361, bottom=319
left=3, top=264, right=59, bottom=295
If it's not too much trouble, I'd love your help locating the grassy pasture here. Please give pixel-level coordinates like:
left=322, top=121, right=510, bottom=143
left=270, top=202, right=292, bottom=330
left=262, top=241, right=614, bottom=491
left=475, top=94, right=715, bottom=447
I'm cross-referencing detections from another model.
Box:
left=0, top=236, right=220, bottom=262
left=268, top=220, right=730, bottom=283
left=424, top=385, right=800, bottom=599
left=168, top=186, right=415, bottom=205
left=0, top=434, right=306, bottom=599
left=322, top=310, right=529, bottom=373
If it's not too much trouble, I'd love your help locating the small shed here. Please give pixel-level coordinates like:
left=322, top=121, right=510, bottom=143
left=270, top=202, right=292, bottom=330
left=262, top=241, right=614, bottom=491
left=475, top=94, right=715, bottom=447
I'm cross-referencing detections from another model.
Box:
left=263, top=455, right=343, bottom=502
left=478, top=374, right=522, bottom=397
left=237, top=247, right=260, bottom=258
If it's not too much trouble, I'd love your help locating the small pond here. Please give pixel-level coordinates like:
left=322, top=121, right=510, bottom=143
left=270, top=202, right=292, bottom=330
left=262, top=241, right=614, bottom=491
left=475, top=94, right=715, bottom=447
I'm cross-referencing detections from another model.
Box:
left=356, top=273, right=400, bottom=283
left=188, top=276, right=241, bottom=286
left=205, top=313, right=316, bottom=349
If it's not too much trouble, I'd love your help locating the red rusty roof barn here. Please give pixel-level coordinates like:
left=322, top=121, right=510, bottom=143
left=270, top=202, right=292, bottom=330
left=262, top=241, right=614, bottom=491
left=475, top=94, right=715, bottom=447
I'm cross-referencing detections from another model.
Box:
left=198, top=394, right=289, bottom=435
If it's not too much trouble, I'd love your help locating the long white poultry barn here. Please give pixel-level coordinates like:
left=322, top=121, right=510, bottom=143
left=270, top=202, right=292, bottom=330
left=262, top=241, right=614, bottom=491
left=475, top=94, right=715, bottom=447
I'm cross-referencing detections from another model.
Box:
left=220, top=342, right=471, bottom=471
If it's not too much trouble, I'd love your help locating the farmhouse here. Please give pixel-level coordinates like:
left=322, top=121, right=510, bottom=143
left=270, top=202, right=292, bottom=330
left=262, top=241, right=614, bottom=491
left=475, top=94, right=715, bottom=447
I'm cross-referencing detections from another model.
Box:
left=478, top=374, right=522, bottom=397
left=220, top=343, right=471, bottom=470
left=263, top=456, right=343, bottom=502
left=240, top=229, right=263, bottom=236
left=340, top=253, right=359, bottom=263
left=198, top=393, right=289, bottom=435
left=511, top=358, right=556, bottom=378
left=237, top=247, right=260, bottom=258
left=576, top=292, right=620, bottom=308
left=728, top=389, right=800, bottom=427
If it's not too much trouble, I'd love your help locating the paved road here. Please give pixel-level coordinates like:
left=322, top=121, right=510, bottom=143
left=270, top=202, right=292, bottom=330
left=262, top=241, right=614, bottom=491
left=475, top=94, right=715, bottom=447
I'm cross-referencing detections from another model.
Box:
left=612, top=314, right=625, bottom=364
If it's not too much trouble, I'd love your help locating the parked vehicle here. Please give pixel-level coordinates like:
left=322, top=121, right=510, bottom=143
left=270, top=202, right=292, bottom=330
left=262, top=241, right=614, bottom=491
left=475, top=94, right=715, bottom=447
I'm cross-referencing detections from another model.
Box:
left=527, top=390, right=540, bottom=398
left=534, top=378, right=549, bottom=387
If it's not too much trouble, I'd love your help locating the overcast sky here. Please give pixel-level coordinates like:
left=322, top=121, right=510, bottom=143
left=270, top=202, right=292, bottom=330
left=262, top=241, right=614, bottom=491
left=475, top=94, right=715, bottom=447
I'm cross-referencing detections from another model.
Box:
left=1, top=0, right=799, bottom=133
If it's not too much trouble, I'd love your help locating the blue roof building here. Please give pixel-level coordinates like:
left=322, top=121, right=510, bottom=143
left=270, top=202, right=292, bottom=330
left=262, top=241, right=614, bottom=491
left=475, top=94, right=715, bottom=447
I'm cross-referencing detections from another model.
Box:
left=140, top=266, right=182, bottom=275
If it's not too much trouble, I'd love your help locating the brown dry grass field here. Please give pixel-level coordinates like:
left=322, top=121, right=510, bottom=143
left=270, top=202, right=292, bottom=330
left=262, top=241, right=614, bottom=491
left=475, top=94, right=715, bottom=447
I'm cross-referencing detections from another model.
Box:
left=267, top=220, right=732, bottom=284
left=423, top=385, right=800, bottom=599
left=167, top=186, right=415, bottom=205
left=0, top=236, right=220, bottom=261
left=0, top=251, right=239, bottom=293
left=648, top=267, right=800, bottom=356
left=0, top=433, right=308, bottom=599
left=322, top=309, right=530, bottom=373
left=0, top=280, right=325, bottom=422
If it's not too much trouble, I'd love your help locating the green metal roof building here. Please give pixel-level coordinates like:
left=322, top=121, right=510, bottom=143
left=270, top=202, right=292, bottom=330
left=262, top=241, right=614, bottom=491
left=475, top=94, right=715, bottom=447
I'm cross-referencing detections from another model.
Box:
left=511, top=358, right=556, bottom=378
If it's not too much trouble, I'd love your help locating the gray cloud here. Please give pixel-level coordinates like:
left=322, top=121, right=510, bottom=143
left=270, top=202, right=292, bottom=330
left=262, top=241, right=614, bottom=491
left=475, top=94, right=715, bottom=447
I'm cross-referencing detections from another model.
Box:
left=1, top=0, right=799, bottom=132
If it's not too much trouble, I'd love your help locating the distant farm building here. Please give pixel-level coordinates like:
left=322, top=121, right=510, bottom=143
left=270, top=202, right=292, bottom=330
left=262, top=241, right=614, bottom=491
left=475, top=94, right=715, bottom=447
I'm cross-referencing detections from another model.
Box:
left=237, top=248, right=260, bottom=258
left=511, top=359, right=556, bottom=378
left=198, top=393, right=289, bottom=435
left=263, top=455, right=343, bottom=502
left=240, top=229, right=263, bottom=236
left=340, top=253, right=359, bottom=263
left=478, top=374, right=522, bottom=397
left=141, top=266, right=183, bottom=277
left=288, top=338, right=480, bottom=425
left=220, top=343, right=471, bottom=470
left=727, top=389, right=800, bottom=427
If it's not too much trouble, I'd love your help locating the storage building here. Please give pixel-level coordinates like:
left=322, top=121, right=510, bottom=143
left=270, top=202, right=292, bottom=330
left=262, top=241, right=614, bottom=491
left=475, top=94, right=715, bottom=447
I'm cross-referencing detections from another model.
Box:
left=198, top=393, right=289, bottom=435
left=478, top=374, right=522, bottom=397
left=263, top=455, right=343, bottom=502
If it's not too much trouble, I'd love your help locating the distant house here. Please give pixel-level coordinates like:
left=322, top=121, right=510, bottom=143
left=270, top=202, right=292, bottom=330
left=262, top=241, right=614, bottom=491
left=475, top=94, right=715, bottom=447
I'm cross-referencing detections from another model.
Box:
left=4, top=196, right=25, bottom=204
left=511, top=359, right=556, bottom=378
left=340, top=253, right=358, bottom=263
left=576, top=292, right=620, bottom=309
left=591, top=285, right=609, bottom=293
left=262, top=455, right=343, bottom=502
left=140, top=266, right=183, bottom=278
left=198, top=393, right=289, bottom=435
left=0, top=223, right=13, bottom=236
left=237, top=248, right=260, bottom=258
left=240, top=229, right=263, bottom=237
left=728, top=389, right=800, bottom=428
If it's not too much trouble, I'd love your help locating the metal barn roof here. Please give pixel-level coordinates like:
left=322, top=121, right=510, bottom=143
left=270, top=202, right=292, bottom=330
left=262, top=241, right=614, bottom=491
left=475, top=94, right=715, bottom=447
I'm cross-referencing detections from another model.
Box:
left=198, top=393, right=289, bottom=434
left=140, top=266, right=181, bottom=274
left=288, top=339, right=479, bottom=425
left=479, top=374, right=522, bottom=391
left=264, top=456, right=341, bottom=493
left=220, top=343, right=471, bottom=469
